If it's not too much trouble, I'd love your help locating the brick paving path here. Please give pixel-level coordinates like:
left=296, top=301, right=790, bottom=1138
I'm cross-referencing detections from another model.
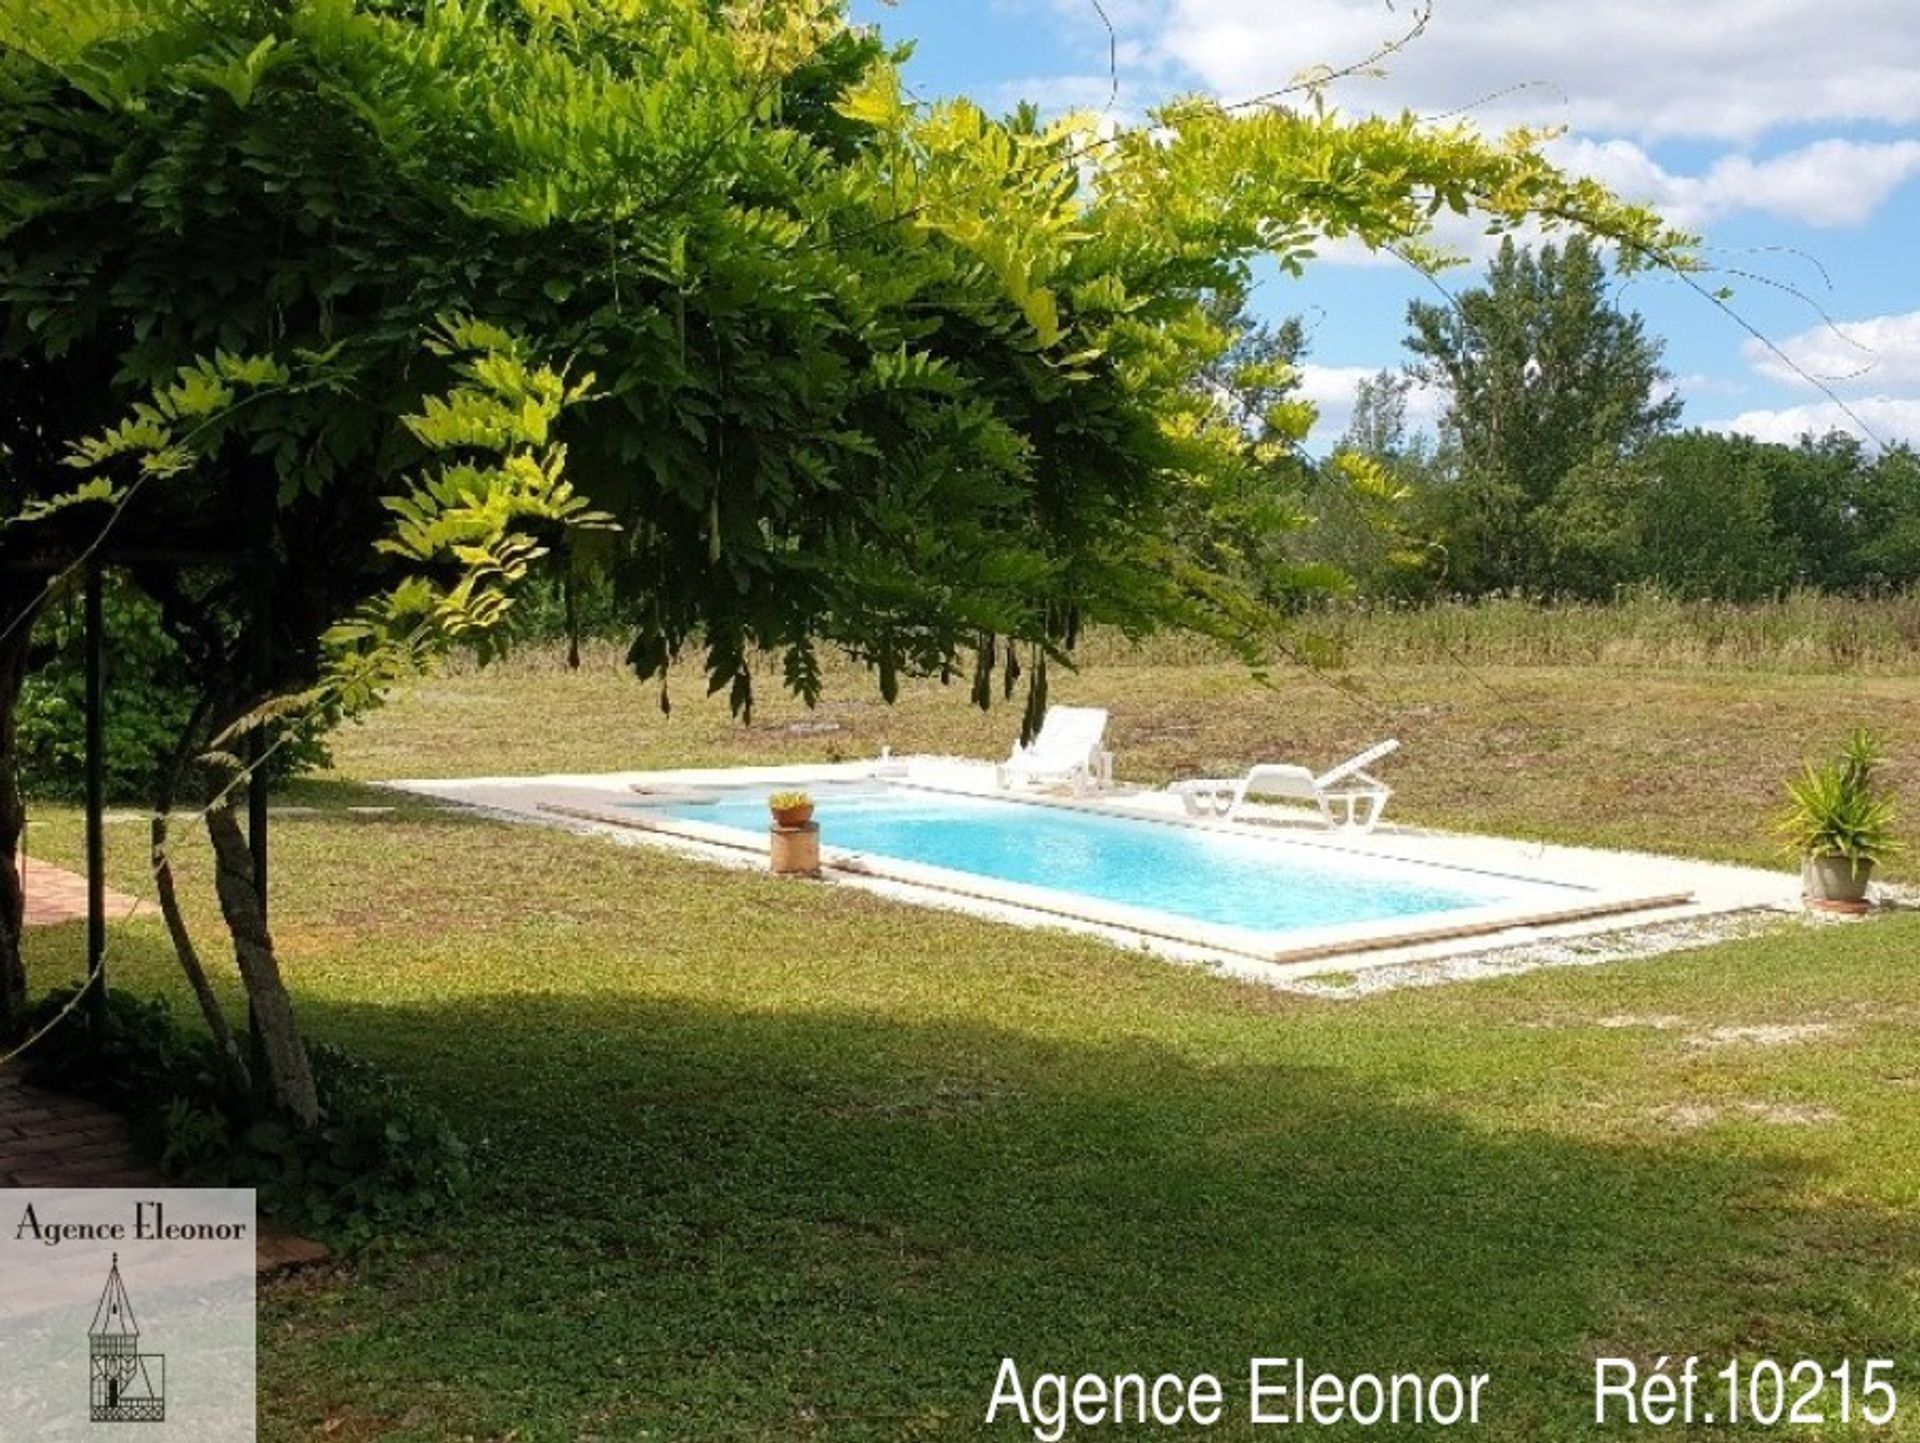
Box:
left=5, top=857, right=328, bottom=1272
left=0, top=1067, right=329, bottom=1270
left=17, top=851, right=155, bottom=927
left=0, top=1066, right=158, bottom=1188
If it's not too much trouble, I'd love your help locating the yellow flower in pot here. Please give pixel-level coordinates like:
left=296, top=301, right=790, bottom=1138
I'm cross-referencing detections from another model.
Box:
left=768, top=789, right=815, bottom=829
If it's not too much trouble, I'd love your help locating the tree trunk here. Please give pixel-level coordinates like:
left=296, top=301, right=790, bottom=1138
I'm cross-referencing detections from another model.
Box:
left=149, top=699, right=251, bottom=1099
left=0, top=606, right=40, bottom=1038
left=203, top=797, right=317, bottom=1125
left=153, top=809, right=251, bottom=1101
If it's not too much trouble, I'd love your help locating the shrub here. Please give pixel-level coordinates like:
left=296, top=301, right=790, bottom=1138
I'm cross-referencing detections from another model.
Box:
left=20, top=988, right=471, bottom=1248
left=18, top=576, right=330, bottom=802
left=18, top=581, right=196, bottom=801
left=158, top=1041, right=472, bottom=1246
left=16, top=988, right=218, bottom=1152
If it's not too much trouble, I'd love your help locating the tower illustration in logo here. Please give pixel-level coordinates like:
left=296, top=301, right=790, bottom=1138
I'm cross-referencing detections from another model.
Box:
left=89, top=1254, right=165, bottom=1423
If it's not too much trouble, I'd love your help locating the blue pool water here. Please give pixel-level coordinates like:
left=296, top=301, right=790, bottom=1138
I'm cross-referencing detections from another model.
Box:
left=632, top=784, right=1581, bottom=935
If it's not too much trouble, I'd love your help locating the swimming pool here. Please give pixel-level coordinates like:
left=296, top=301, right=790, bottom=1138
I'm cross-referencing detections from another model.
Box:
left=623, top=780, right=1603, bottom=945
left=390, top=761, right=1726, bottom=970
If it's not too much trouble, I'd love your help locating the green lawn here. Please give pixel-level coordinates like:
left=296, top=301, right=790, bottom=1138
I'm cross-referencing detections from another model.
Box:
left=19, top=649, right=1920, bottom=1440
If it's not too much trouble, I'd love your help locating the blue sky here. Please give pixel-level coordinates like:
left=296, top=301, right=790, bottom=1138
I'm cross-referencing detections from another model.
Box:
left=850, top=0, right=1920, bottom=450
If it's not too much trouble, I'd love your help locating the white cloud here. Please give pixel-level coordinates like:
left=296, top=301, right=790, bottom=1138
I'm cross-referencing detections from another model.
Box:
left=1003, top=5, right=1920, bottom=271
left=1549, top=137, right=1920, bottom=230
left=1295, top=363, right=1444, bottom=448
left=1727, top=313, right=1920, bottom=450
left=1311, top=210, right=1568, bottom=270
left=1292, top=135, right=1920, bottom=274
left=1708, top=396, right=1920, bottom=447
left=1271, top=134, right=1920, bottom=273
left=1744, top=310, right=1920, bottom=391
left=1155, top=0, right=1920, bottom=142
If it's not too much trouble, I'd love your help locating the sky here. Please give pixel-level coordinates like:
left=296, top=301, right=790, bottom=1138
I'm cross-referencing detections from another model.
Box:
left=848, top=0, right=1920, bottom=451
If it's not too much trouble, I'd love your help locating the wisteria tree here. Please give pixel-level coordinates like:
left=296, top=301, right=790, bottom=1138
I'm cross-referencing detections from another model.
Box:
left=0, top=0, right=1687, bottom=1117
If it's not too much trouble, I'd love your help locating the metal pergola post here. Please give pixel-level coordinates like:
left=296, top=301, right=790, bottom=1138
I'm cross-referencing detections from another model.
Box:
left=14, top=537, right=266, bottom=1043
left=248, top=510, right=271, bottom=921
left=83, top=559, right=107, bottom=1027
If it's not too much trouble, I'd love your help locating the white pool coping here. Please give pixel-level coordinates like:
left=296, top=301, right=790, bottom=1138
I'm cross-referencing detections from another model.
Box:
left=386, top=757, right=1806, bottom=984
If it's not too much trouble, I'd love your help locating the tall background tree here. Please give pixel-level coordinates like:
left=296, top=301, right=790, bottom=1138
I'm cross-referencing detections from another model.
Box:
left=1406, top=235, right=1681, bottom=593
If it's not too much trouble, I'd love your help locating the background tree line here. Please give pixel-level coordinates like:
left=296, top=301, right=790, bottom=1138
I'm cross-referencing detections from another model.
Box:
left=1290, top=236, right=1920, bottom=603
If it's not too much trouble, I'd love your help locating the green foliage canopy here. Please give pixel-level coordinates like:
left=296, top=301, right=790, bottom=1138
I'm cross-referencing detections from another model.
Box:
left=2, top=0, right=1690, bottom=726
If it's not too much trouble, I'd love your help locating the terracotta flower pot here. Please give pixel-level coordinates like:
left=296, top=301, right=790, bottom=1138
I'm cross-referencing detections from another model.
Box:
left=771, top=803, right=815, bottom=829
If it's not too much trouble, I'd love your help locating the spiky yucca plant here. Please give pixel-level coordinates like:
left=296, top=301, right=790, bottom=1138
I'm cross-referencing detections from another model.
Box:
left=1778, top=730, right=1902, bottom=866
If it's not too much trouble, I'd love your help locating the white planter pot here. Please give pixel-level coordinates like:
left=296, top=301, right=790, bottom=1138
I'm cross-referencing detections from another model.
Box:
left=1802, top=853, right=1873, bottom=905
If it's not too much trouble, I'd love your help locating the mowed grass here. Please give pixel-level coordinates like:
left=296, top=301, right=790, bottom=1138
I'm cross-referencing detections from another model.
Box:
left=18, top=644, right=1920, bottom=1441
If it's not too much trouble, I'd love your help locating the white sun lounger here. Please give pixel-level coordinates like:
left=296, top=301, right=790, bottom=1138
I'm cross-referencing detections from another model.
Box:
left=996, top=706, right=1115, bottom=794
left=1172, top=739, right=1400, bottom=831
